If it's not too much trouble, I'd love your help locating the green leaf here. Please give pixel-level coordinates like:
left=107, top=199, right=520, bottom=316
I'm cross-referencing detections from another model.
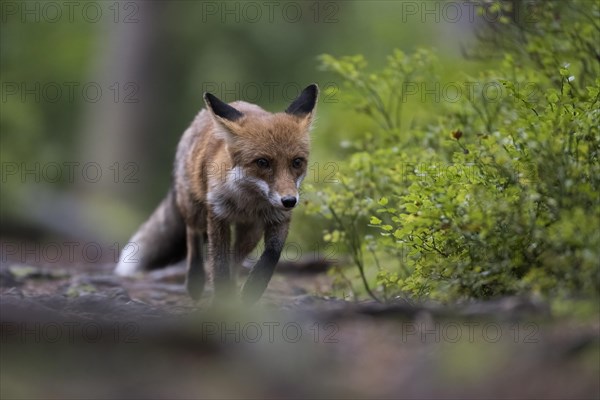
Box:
left=370, top=216, right=382, bottom=225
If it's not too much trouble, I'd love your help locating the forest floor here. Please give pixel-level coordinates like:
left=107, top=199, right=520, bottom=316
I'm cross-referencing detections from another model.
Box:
left=1, top=247, right=598, bottom=399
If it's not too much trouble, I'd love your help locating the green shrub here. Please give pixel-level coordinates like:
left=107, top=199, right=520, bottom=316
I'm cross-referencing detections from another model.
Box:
left=308, top=0, right=599, bottom=302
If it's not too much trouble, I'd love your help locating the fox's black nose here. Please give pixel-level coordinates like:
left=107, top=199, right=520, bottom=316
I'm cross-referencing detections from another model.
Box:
left=281, top=196, right=297, bottom=209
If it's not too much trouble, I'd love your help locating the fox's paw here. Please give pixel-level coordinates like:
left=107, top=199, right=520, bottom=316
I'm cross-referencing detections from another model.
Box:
left=240, top=280, right=269, bottom=304
left=185, top=272, right=205, bottom=300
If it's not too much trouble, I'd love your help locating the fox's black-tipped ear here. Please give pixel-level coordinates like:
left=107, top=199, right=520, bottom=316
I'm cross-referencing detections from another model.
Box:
left=204, top=92, right=243, bottom=122
left=285, top=84, right=319, bottom=117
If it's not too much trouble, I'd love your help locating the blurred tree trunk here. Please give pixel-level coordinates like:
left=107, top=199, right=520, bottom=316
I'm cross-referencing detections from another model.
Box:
left=79, top=1, right=167, bottom=205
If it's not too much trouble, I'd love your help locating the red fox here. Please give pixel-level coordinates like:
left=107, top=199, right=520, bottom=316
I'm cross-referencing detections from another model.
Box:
left=115, top=84, right=318, bottom=302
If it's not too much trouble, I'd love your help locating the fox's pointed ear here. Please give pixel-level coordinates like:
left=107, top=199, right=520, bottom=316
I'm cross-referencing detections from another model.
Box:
left=286, top=84, right=318, bottom=119
left=204, top=92, right=243, bottom=142
left=204, top=92, right=243, bottom=122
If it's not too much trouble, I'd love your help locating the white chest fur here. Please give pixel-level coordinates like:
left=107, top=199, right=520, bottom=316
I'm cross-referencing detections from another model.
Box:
left=206, top=166, right=289, bottom=224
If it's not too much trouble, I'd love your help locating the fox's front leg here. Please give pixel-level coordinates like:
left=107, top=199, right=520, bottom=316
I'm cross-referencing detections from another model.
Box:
left=241, top=221, right=289, bottom=303
left=207, top=212, right=233, bottom=299
left=233, top=222, right=263, bottom=279
left=185, top=227, right=205, bottom=300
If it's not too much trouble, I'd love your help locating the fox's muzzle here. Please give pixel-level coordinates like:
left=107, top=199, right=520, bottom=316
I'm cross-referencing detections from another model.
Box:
left=281, top=196, right=297, bottom=209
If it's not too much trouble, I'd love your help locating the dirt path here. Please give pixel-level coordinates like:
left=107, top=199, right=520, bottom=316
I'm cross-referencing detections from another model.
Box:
left=1, top=258, right=598, bottom=399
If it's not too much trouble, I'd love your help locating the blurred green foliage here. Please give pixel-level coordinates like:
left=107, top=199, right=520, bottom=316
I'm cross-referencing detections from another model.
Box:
left=1, top=1, right=458, bottom=243
left=306, top=0, right=600, bottom=303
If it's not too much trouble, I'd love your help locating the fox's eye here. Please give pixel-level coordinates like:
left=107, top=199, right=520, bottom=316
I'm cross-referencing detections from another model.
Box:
left=292, top=158, right=304, bottom=169
left=256, top=158, right=270, bottom=169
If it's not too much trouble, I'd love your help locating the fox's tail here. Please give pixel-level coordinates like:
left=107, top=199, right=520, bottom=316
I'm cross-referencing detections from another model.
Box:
left=115, top=188, right=187, bottom=276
